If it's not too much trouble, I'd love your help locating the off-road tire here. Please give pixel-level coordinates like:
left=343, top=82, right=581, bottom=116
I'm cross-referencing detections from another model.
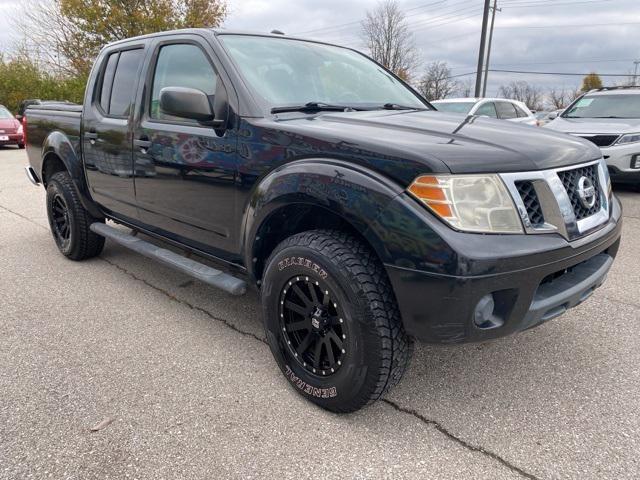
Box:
left=261, top=229, right=412, bottom=413
left=46, top=171, right=105, bottom=260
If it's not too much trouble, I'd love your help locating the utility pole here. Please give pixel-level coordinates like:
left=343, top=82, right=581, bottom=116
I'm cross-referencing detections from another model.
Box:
left=633, top=60, right=640, bottom=85
left=482, top=0, right=501, bottom=97
left=474, top=0, right=491, bottom=98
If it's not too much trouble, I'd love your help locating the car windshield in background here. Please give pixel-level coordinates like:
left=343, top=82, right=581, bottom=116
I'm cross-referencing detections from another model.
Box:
left=219, top=35, right=426, bottom=111
left=563, top=94, right=640, bottom=119
left=0, top=107, right=13, bottom=119
left=432, top=102, right=476, bottom=114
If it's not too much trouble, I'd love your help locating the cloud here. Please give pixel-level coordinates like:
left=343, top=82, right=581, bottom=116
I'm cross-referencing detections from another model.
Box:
left=1, top=0, right=637, bottom=96
left=225, top=0, right=640, bottom=94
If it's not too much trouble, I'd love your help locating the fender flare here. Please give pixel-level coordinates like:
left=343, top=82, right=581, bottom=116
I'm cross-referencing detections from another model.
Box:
left=241, top=158, right=405, bottom=279
left=41, top=131, right=103, bottom=218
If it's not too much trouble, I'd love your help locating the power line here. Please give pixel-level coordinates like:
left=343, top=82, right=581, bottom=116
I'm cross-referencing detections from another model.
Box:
left=494, top=21, right=640, bottom=30
left=290, top=0, right=452, bottom=35
left=500, top=0, right=614, bottom=6
left=490, top=69, right=633, bottom=77
left=444, top=69, right=633, bottom=80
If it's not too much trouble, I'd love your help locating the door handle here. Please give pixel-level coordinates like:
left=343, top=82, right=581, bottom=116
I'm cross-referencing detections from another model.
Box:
left=85, top=131, right=98, bottom=145
left=134, top=138, right=152, bottom=151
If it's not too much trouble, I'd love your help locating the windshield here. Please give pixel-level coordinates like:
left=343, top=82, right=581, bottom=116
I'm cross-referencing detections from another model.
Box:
left=563, top=93, right=640, bottom=119
left=432, top=102, right=475, bottom=114
left=0, top=107, right=13, bottom=119
left=219, top=35, right=426, bottom=111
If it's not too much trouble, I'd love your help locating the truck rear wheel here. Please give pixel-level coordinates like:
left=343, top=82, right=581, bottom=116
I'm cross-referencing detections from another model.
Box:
left=46, top=171, right=105, bottom=260
left=261, top=229, right=412, bottom=413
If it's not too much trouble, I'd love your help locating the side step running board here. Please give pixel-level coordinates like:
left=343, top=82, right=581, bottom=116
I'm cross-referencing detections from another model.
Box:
left=90, top=223, right=247, bottom=296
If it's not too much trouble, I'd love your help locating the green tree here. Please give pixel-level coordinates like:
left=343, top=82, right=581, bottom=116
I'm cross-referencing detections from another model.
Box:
left=17, top=0, right=227, bottom=77
left=581, top=73, right=603, bottom=92
left=0, top=53, right=86, bottom=113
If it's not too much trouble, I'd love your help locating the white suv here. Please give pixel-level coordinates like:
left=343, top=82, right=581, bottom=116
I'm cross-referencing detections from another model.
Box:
left=431, top=98, right=537, bottom=126
left=545, top=86, right=640, bottom=185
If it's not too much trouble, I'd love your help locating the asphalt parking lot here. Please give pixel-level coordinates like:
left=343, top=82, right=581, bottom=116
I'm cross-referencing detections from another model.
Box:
left=1, top=146, right=638, bottom=479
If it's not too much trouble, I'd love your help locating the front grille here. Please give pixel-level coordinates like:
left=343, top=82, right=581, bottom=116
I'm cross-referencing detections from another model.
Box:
left=576, top=135, right=619, bottom=147
left=557, top=165, right=601, bottom=220
left=515, top=181, right=544, bottom=227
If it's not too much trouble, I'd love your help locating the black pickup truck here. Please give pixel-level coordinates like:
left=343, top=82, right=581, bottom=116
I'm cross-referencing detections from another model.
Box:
left=24, top=29, right=622, bottom=412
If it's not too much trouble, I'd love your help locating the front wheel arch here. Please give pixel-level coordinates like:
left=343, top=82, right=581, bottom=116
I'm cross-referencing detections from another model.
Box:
left=242, top=159, right=404, bottom=283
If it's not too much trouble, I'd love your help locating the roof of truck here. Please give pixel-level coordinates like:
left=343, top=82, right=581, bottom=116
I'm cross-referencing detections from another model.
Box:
left=104, top=28, right=342, bottom=49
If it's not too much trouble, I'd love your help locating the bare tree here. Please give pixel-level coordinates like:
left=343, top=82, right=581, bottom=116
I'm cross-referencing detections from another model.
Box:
left=547, top=87, right=582, bottom=109
left=548, top=88, right=569, bottom=109
left=361, top=0, right=419, bottom=80
left=417, top=61, right=457, bottom=101
left=498, top=81, right=544, bottom=111
left=455, top=78, right=474, bottom=98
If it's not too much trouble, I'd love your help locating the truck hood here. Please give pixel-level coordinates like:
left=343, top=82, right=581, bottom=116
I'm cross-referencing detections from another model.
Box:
left=274, top=110, right=601, bottom=179
left=544, top=116, right=640, bottom=135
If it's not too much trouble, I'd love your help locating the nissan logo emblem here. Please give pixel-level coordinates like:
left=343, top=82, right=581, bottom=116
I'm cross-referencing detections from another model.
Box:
left=577, top=176, right=597, bottom=209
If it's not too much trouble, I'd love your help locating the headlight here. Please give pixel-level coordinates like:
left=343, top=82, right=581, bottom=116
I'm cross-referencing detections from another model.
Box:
left=408, top=174, right=523, bottom=234
left=17, top=124, right=23, bottom=134
left=615, top=133, right=640, bottom=145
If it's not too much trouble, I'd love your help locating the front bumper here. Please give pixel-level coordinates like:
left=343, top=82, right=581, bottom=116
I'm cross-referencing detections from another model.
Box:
left=385, top=196, right=622, bottom=344
left=601, top=143, right=640, bottom=183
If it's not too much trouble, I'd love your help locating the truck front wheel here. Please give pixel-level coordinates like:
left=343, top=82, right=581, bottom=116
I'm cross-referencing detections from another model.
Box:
left=46, top=171, right=105, bottom=260
left=261, top=230, right=412, bottom=413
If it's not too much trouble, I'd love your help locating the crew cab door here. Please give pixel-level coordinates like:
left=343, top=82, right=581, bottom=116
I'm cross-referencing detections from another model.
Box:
left=131, top=35, right=238, bottom=261
left=83, top=45, right=146, bottom=220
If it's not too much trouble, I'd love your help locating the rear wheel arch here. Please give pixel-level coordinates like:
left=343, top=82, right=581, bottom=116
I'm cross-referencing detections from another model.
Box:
left=40, top=133, right=104, bottom=219
left=41, top=152, right=67, bottom=186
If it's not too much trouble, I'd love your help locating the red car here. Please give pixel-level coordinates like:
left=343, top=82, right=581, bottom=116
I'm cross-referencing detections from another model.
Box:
left=0, top=105, right=24, bottom=148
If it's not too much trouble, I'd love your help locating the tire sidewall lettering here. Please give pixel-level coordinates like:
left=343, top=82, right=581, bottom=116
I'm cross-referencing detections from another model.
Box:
left=277, top=256, right=328, bottom=279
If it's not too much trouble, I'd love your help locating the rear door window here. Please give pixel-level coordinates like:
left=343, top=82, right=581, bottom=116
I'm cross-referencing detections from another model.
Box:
left=108, top=49, right=144, bottom=117
left=496, top=101, right=518, bottom=119
left=514, top=105, right=529, bottom=118
left=475, top=102, right=498, bottom=118
left=99, top=53, right=119, bottom=112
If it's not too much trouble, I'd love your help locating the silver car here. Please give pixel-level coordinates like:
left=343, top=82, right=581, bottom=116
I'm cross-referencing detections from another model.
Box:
left=432, top=98, right=537, bottom=126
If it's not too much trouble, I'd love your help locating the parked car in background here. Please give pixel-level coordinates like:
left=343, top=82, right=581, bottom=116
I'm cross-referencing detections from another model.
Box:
left=535, top=110, right=563, bottom=127
left=545, top=86, right=640, bottom=185
left=532, top=111, right=551, bottom=127
left=432, top=98, right=537, bottom=126
left=0, top=105, right=24, bottom=148
left=536, top=108, right=564, bottom=127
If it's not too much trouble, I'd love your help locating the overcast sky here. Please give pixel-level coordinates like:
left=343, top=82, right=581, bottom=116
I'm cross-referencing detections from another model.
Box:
left=223, top=0, right=640, bottom=95
left=1, top=0, right=638, bottom=96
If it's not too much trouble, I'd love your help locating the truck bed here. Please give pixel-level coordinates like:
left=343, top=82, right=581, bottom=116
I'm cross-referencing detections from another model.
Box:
left=25, top=104, right=82, bottom=183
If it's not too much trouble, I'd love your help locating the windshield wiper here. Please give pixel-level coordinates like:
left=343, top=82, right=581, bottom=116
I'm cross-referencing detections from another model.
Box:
left=381, top=103, right=423, bottom=110
left=271, top=102, right=355, bottom=114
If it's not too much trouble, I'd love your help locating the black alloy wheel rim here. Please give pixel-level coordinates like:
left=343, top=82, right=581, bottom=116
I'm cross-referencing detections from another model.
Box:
left=279, top=276, right=348, bottom=377
left=51, top=194, right=71, bottom=245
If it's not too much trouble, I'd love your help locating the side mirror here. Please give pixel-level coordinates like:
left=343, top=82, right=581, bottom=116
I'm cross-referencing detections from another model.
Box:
left=159, top=87, right=223, bottom=126
left=548, top=112, right=558, bottom=120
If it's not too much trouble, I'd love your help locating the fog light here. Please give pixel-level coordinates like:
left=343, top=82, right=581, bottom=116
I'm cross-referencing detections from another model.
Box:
left=473, top=294, right=504, bottom=330
left=632, top=155, right=640, bottom=169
